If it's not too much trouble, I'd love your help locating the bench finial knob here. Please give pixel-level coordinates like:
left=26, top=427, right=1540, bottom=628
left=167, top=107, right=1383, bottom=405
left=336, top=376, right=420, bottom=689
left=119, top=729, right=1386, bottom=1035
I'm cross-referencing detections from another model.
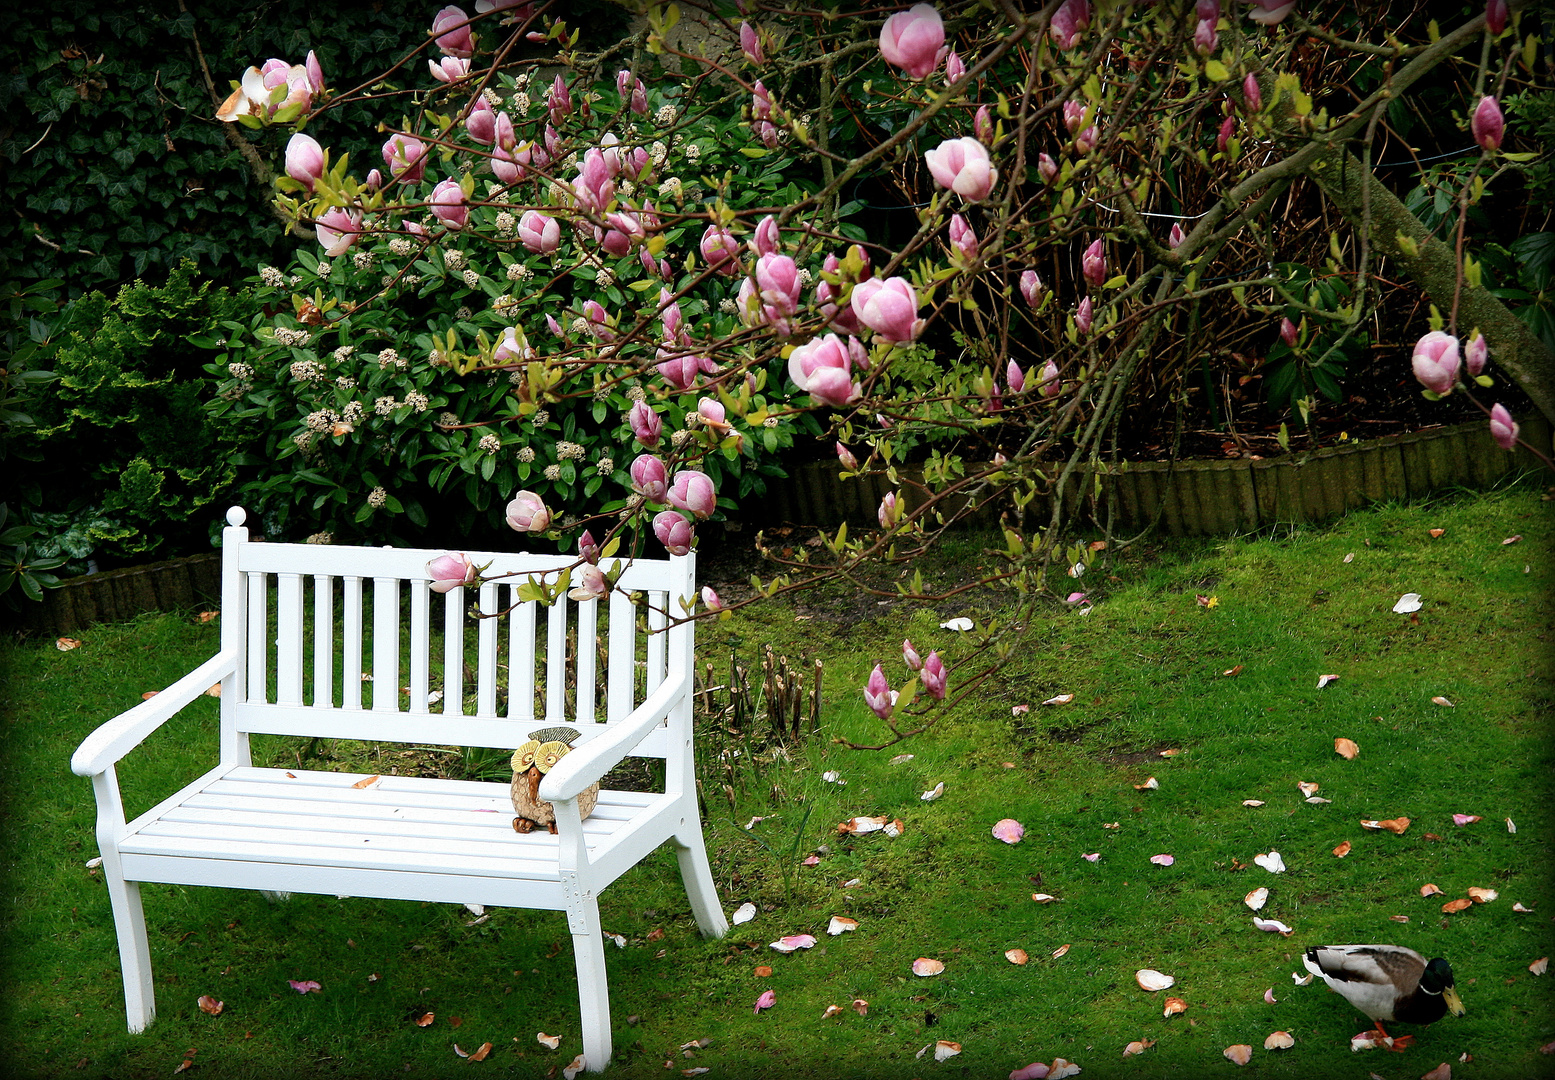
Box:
left=226, top=506, right=247, bottom=527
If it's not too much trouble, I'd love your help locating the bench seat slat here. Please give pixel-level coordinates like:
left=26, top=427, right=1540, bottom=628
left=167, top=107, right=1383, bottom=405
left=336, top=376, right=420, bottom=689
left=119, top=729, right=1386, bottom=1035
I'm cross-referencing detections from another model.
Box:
left=172, top=790, right=660, bottom=833
left=121, top=831, right=557, bottom=880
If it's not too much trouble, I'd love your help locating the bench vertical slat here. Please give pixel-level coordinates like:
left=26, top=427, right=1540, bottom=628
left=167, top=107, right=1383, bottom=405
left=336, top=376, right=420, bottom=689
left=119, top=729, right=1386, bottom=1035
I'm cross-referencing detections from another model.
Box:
left=443, top=586, right=464, bottom=716
left=476, top=582, right=499, bottom=716
left=313, top=576, right=334, bottom=708
left=575, top=594, right=598, bottom=724
left=276, top=573, right=304, bottom=706
left=508, top=587, right=535, bottom=722
left=606, top=590, right=634, bottom=722
left=645, top=590, right=667, bottom=696
left=373, top=576, right=400, bottom=712
left=546, top=581, right=569, bottom=722
left=342, top=576, right=363, bottom=710
left=246, top=572, right=268, bottom=705
left=408, top=580, right=430, bottom=714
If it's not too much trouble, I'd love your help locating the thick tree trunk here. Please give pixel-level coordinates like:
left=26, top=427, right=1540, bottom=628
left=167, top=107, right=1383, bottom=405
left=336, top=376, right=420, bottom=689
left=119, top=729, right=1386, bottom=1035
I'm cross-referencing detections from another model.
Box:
left=1308, top=146, right=1555, bottom=426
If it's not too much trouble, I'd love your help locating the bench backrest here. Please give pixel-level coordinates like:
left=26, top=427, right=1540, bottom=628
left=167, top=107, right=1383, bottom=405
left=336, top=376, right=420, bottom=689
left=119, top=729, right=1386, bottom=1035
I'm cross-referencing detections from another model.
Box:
left=216, top=508, right=696, bottom=765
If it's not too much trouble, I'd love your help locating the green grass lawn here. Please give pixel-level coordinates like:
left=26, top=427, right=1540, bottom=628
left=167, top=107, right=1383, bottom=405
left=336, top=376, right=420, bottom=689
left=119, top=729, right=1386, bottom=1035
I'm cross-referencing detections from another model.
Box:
left=3, top=486, right=1552, bottom=1079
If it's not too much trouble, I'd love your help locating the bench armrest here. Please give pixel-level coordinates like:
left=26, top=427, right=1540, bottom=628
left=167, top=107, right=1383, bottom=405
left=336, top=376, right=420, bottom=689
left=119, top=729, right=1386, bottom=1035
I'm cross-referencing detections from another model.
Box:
left=539, top=673, right=687, bottom=803
left=71, top=649, right=239, bottom=778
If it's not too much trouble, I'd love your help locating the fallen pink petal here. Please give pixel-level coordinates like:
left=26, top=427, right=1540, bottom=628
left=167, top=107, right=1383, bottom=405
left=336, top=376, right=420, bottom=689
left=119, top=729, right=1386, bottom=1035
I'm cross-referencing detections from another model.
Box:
left=287, top=980, right=321, bottom=994
left=753, top=989, right=776, bottom=1014
left=769, top=934, right=817, bottom=953
left=1149, top=853, right=1174, bottom=866
left=992, top=818, right=1025, bottom=844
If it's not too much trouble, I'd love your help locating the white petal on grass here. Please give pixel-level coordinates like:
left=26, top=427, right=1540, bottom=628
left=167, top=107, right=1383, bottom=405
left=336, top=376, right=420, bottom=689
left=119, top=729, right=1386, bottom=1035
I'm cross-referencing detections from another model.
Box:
left=1005, top=948, right=1029, bottom=965
left=920, top=782, right=945, bottom=801
left=1149, top=854, right=1175, bottom=866
left=1135, top=969, right=1175, bottom=991
left=536, top=1032, right=561, bottom=1050
left=1254, top=851, right=1286, bottom=873
left=1041, top=693, right=1075, bottom=705
left=888, top=753, right=914, bottom=765
left=1316, top=673, right=1340, bottom=688
left=1291, top=972, right=1313, bottom=986
left=732, top=902, right=757, bottom=925
left=939, top=617, right=974, bottom=631
left=1393, top=593, right=1423, bottom=614
left=912, top=957, right=945, bottom=977
left=826, top=916, right=858, bottom=936
left=562, top=1054, right=587, bottom=1080
left=1253, top=916, right=1294, bottom=935
left=769, top=934, right=816, bottom=953
left=1245, top=887, right=1269, bottom=911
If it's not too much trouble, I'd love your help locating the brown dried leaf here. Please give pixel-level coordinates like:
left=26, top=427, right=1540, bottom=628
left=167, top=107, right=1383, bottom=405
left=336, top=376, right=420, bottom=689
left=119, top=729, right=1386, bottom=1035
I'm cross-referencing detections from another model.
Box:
left=852, top=999, right=869, bottom=1017
left=1223, top=1044, right=1253, bottom=1066
left=1431, top=696, right=1454, bottom=707
left=1530, top=957, right=1549, bottom=976
left=204, top=682, right=222, bottom=697
left=1441, top=898, right=1473, bottom=914
left=1163, top=997, right=1187, bottom=1017
left=197, top=995, right=223, bottom=1016
left=1242, top=799, right=1265, bottom=807
left=1333, top=841, right=1352, bottom=858
left=1420, top=1064, right=1451, bottom=1080
left=198, top=611, right=220, bottom=623
left=351, top=774, right=381, bottom=789
left=1421, top=883, right=1445, bottom=897
left=1428, top=528, right=1446, bottom=538
left=1334, top=737, right=1360, bottom=760
left=1005, top=948, right=1029, bottom=965
left=414, top=1012, right=435, bottom=1027
left=1297, top=781, right=1320, bottom=797
left=821, top=1004, right=844, bottom=1020
left=1052, top=943, right=1071, bottom=959
left=753, top=965, right=772, bottom=977
left=1159, top=748, right=1181, bottom=757
left=468, top=1043, right=492, bottom=1062
left=1378, top=817, right=1410, bottom=835
left=142, top=691, right=160, bottom=700
left=1467, top=887, right=1498, bottom=904
left=1316, top=674, right=1340, bottom=688
left=1392, top=915, right=1411, bottom=923
left=56, top=637, right=83, bottom=651
left=1223, top=665, right=1244, bottom=677
left=537, top=1032, right=561, bottom=1050
left=1122, top=1038, right=1155, bottom=1056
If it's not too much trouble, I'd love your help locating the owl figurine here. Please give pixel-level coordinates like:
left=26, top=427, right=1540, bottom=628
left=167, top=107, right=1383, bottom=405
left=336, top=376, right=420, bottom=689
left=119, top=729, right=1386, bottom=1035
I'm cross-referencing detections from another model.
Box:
left=510, top=726, right=600, bottom=834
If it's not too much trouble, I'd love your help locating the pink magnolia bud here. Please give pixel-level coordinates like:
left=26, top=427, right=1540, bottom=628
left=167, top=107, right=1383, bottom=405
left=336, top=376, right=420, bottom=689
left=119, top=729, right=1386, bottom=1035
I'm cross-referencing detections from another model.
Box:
left=430, top=56, right=470, bottom=83
left=751, top=215, right=780, bottom=257
left=1075, top=296, right=1093, bottom=335
left=1245, top=0, right=1296, bottom=24
left=949, top=214, right=979, bottom=261
left=505, top=490, right=551, bottom=532
left=578, top=530, right=601, bottom=564
left=1050, top=0, right=1091, bottom=49
left=548, top=75, right=573, bottom=122
left=1006, top=360, right=1025, bottom=394
left=754, top=119, right=779, bottom=149
left=740, top=21, right=765, bottom=64
left=466, top=98, right=496, bottom=144
left=570, top=563, right=608, bottom=602
left=284, top=133, right=325, bottom=191
left=944, top=50, right=965, bottom=85
left=1217, top=114, right=1236, bottom=152
left=974, top=104, right=994, bottom=144
left=700, top=224, right=740, bottom=274
left=432, top=5, right=475, bottom=58
left=1020, top=269, right=1044, bottom=308
left=1168, top=221, right=1185, bottom=248
left=1411, top=330, right=1460, bottom=394
left=903, top=639, right=923, bottom=671
left=1197, top=0, right=1221, bottom=18
left=1486, top=0, right=1508, bottom=34
left=426, top=553, right=478, bottom=593
left=493, top=326, right=528, bottom=363
left=668, top=470, right=717, bottom=520
left=518, top=210, right=560, bottom=254
left=430, top=178, right=468, bottom=229
left=925, top=136, right=996, bottom=202
left=1465, top=332, right=1488, bottom=377
left=655, top=353, right=699, bottom=392
left=1280, top=317, right=1298, bottom=347
left=659, top=290, right=684, bottom=342
left=653, top=510, right=694, bottom=556
left=1082, top=238, right=1106, bottom=287
left=878, top=3, right=945, bottom=80
left=1243, top=73, right=1262, bottom=113
left=751, top=80, right=772, bottom=121
left=545, top=314, right=565, bottom=337
left=630, top=454, right=669, bottom=502
left=582, top=299, right=615, bottom=341
left=851, top=277, right=923, bottom=343
left=1194, top=18, right=1218, bottom=53
left=864, top=664, right=893, bottom=720
left=1075, top=123, right=1098, bottom=154
left=701, top=585, right=724, bottom=612
left=305, top=50, right=326, bottom=95
left=628, top=400, right=663, bottom=448
left=382, top=134, right=428, bottom=183
left=315, top=207, right=361, bottom=256
left=877, top=491, right=900, bottom=530
left=1037, top=358, right=1061, bottom=398
left=1037, top=152, right=1058, bottom=183
left=1062, top=100, right=1087, bottom=134
left=1489, top=403, right=1519, bottom=449
left=756, top=253, right=802, bottom=316
left=697, top=396, right=729, bottom=430
left=836, top=442, right=859, bottom=471
left=921, top=651, right=946, bottom=699
left=364, top=168, right=383, bottom=191
left=1472, top=96, right=1504, bottom=151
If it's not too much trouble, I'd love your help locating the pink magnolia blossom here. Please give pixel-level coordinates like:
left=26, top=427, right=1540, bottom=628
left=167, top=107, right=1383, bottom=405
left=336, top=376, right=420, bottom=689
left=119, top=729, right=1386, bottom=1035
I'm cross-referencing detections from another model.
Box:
left=314, top=208, right=361, bottom=256
left=668, top=470, right=717, bottom=519
left=1062, top=100, right=1087, bottom=134
left=1465, top=332, right=1488, bottom=377
left=571, top=564, right=608, bottom=602
left=1037, top=359, right=1061, bottom=398
left=547, top=74, right=572, bottom=121
left=700, top=585, right=724, bottom=612
left=1243, top=73, right=1263, bottom=113
left=944, top=50, right=965, bottom=84
left=1082, top=238, right=1106, bottom=287
left=1195, top=17, right=1218, bottom=53
left=753, top=989, right=776, bottom=1014
left=836, top=442, right=859, bottom=471
left=756, top=253, right=802, bottom=318
left=1037, top=152, right=1058, bottom=183
left=304, top=50, right=325, bottom=95
left=788, top=333, right=860, bottom=408
left=517, top=210, right=559, bottom=254
left=578, top=530, right=601, bottom=565
left=655, top=353, right=701, bottom=392
left=505, top=490, right=551, bottom=532
left=1006, top=360, right=1026, bottom=394
left=1075, top=296, right=1094, bottom=335
left=431, top=6, right=475, bottom=58
left=1217, top=114, right=1236, bottom=153
left=740, top=21, right=764, bottom=64
left=1020, top=269, right=1044, bottom=308
left=628, top=400, right=663, bottom=448
left=924, top=136, right=997, bottom=202
left=752, top=80, right=773, bottom=121
left=1074, top=122, right=1099, bottom=154
left=864, top=664, right=893, bottom=720
left=1168, top=221, right=1185, bottom=248
left=1050, top=0, right=1092, bottom=49
left=700, top=224, right=740, bottom=274
left=851, top=277, right=923, bottom=343
left=426, top=553, right=478, bottom=593
left=697, top=396, right=729, bottom=431
left=465, top=99, right=496, bottom=145
left=1473, top=96, right=1504, bottom=151
left=1486, top=0, right=1508, bottom=34
left=629, top=454, right=668, bottom=502
left=751, top=215, right=780, bottom=257
left=284, top=133, right=324, bottom=191
left=1411, top=330, right=1460, bottom=394
left=1490, top=404, right=1519, bottom=449
left=949, top=214, right=978, bottom=261
left=1280, top=318, right=1298, bottom=346
left=492, top=326, right=529, bottom=363
left=653, top=510, right=693, bottom=555
left=1244, top=0, right=1296, bottom=25
left=878, top=4, right=945, bottom=80
left=974, top=104, right=994, bottom=144
left=877, top=491, right=900, bottom=530
left=582, top=300, right=615, bottom=341
left=364, top=168, right=383, bottom=191
left=382, top=134, right=428, bottom=183
left=430, top=56, right=470, bottom=83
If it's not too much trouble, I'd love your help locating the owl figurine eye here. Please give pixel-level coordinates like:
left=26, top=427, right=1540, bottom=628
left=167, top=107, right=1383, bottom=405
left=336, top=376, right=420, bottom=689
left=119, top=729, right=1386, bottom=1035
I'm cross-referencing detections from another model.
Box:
left=535, top=740, right=567, bottom=773
left=511, top=740, right=541, bottom=773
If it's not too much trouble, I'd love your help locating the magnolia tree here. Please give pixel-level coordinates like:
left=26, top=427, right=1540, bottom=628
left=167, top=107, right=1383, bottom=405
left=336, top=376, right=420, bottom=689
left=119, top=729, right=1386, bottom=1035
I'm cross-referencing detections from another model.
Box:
left=214, top=0, right=1550, bottom=747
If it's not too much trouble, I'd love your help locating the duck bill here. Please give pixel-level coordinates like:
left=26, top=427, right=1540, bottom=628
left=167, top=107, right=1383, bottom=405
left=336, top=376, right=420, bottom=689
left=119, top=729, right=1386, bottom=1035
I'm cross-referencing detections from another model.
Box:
left=1442, top=985, right=1466, bottom=1018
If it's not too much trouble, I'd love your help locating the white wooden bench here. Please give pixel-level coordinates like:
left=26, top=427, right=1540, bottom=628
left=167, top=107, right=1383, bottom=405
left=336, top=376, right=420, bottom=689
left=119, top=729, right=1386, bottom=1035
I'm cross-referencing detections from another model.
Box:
left=71, top=507, right=728, bottom=1072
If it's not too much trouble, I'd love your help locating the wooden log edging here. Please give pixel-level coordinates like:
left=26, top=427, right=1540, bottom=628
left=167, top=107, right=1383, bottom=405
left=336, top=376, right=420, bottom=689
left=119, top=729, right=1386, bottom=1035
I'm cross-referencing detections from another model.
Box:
left=16, top=552, right=221, bottom=637
left=749, top=417, right=1552, bottom=536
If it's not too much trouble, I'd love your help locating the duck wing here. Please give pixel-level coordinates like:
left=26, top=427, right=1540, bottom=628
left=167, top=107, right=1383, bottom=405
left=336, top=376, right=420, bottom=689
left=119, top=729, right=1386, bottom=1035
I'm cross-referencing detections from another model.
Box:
left=1304, top=945, right=1427, bottom=1021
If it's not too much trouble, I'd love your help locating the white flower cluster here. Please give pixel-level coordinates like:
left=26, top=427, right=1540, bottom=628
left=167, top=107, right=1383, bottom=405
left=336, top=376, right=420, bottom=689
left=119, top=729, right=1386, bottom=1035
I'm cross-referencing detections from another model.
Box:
left=506, top=262, right=532, bottom=282
left=595, top=267, right=615, bottom=289
left=508, top=369, right=523, bottom=384
left=797, top=267, right=813, bottom=287
left=389, top=237, right=416, bottom=257
left=655, top=103, right=677, bottom=126
left=315, top=260, right=332, bottom=277
left=402, top=274, right=422, bottom=286
left=626, top=385, right=646, bottom=402
left=293, top=431, right=315, bottom=451
left=531, top=409, right=550, bottom=427
left=543, top=464, right=562, bottom=480
left=444, top=249, right=466, bottom=271
left=493, top=294, right=518, bottom=313
left=336, top=374, right=357, bottom=389
left=479, top=433, right=502, bottom=454
left=405, top=391, right=429, bottom=412
left=683, top=181, right=703, bottom=202
left=482, top=88, right=501, bottom=107
left=305, top=531, right=334, bottom=545
left=763, top=415, right=780, bottom=428
left=671, top=429, right=692, bottom=447
left=342, top=401, right=365, bottom=423
left=289, top=358, right=326, bottom=382
left=439, top=411, right=460, bottom=427
left=353, top=250, right=376, bottom=270
left=556, top=441, right=585, bottom=460
left=374, top=396, right=399, bottom=416
left=456, top=306, right=473, bottom=320
left=367, top=486, right=388, bottom=508
left=595, top=457, right=614, bottom=475
left=274, top=327, right=311, bottom=347
left=228, top=361, right=255, bottom=380
left=684, top=143, right=701, bottom=162
left=719, top=298, right=737, bottom=314
left=304, top=410, right=338, bottom=432
left=650, top=141, right=668, bottom=166
left=462, top=269, right=481, bottom=289
left=512, top=91, right=531, bottom=113
left=259, top=266, right=285, bottom=287
left=429, top=349, right=448, bottom=366
left=378, top=348, right=407, bottom=370
left=658, top=177, right=682, bottom=200
left=495, top=211, right=516, bottom=236
left=332, top=345, right=355, bottom=361
left=516, top=446, right=536, bottom=462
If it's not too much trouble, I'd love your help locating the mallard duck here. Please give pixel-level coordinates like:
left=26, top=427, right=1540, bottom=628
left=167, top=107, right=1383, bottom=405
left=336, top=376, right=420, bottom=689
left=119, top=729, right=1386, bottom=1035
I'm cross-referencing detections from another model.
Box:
left=510, top=726, right=599, bottom=834
left=1302, top=944, right=1465, bottom=1049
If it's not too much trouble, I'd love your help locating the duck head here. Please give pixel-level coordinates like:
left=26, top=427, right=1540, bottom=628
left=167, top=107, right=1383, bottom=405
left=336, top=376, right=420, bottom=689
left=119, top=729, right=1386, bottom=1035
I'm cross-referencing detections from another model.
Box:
left=1421, top=957, right=1466, bottom=1017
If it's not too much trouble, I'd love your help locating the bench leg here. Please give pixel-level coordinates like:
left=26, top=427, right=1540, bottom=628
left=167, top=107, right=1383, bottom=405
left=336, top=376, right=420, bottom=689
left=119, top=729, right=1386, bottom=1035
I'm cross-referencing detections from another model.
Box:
left=570, top=898, right=612, bottom=1073
left=674, top=821, right=729, bottom=940
left=104, top=871, right=156, bottom=1032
